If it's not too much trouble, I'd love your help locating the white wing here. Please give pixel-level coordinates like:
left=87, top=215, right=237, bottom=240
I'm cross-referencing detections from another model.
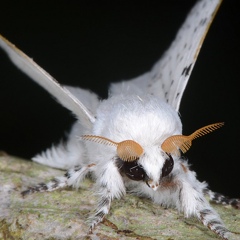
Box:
left=110, top=0, right=222, bottom=111
left=0, top=35, right=96, bottom=128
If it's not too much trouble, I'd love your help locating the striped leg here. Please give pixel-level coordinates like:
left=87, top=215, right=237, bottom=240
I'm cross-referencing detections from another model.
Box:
left=205, top=189, right=240, bottom=209
left=198, top=208, right=230, bottom=240
left=88, top=188, right=112, bottom=233
left=88, top=161, right=126, bottom=232
left=21, top=164, right=95, bottom=196
left=178, top=182, right=231, bottom=239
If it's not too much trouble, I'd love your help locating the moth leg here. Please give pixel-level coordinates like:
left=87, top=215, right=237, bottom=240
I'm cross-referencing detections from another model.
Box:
left=178, top=182, right=230, bottom=240
left=204, top=189, right=240, bottom=209
left=21, top=164, right=95, bottom=196
left=88, top=161, right=125, bottom=232
left=88, top=189, right=112, bottom=233
left=198, top=208, right=230, bottom=240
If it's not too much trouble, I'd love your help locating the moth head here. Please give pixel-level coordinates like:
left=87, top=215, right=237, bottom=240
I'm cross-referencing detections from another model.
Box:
left=81, top=122, right=223, bottom=191
left=161, top=122, right=224, bottom=156
left=81, top=135, right=144, bottom=162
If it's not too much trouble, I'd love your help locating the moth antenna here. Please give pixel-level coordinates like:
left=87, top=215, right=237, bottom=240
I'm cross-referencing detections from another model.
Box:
left=117, top=140, right=144, bottom=162
left=161, top=122, right=224, bottom=155
left=82, top=135, right=143, bottom=162
left=189, top=122, right=224, bottom=140
left=81, top=135, right=118, bottom=147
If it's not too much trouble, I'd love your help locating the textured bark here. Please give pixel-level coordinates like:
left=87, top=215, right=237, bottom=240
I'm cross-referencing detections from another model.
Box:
left=0, top=154, right=239, bottom=240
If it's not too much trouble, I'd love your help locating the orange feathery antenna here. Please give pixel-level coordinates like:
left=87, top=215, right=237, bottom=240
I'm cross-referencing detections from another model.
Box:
left=161, top=122, right=224, bottom=156
left=81, top=135, right=144, bottom=161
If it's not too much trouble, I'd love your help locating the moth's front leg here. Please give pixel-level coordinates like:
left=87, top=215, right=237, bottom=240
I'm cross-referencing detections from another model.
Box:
left=178, top=180, right=230, bottom=240
left=89, top=160, right=125, bottom=232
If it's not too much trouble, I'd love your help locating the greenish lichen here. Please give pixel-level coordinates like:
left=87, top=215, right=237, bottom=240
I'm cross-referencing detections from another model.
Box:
left=0, top=219, right=23, bottom=240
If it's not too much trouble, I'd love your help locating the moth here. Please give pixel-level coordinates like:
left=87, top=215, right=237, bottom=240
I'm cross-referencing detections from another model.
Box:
left=0, top=0, right=239, bottom=239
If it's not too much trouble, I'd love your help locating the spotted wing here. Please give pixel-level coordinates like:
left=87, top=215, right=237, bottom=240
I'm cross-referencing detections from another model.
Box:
left=110, top=0, right=222, bottom=111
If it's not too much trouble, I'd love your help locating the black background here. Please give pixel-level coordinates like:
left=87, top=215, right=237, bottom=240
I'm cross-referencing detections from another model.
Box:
left=0, top=1, right=239, bottom=198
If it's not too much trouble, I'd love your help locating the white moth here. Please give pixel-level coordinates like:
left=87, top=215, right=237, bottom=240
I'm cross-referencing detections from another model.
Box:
left=0, top=0, right=239, bottom=239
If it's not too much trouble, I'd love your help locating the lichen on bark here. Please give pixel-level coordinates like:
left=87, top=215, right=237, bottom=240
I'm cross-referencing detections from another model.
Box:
left=0, top=154, right=239, bottom=240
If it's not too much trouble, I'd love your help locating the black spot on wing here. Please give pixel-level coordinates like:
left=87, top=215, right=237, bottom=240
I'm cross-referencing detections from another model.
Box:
left=176, top=92, right=180, bottom=99
left=151, top=73, right=157, bottom=79
left=181, top=63, right=193, bottom=77
left=199, top=18, right=207, bottom=26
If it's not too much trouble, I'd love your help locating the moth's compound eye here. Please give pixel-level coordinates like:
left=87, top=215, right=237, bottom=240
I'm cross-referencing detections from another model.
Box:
left=161, top=154, right=174, bottom=178
left=122, top=161, right=146, bottom=181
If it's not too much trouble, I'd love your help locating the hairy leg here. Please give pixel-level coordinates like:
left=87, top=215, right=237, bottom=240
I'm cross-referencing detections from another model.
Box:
left=204, top=189, right=240, bottom=209
left=179, top=181, right=230, bottom=239
left=88, top=160, right=125, bottom=232
left=21, top=164, right=95, bottom=196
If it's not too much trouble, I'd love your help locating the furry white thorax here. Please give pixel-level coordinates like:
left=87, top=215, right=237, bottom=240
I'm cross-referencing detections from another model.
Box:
left=93, top=94, right=182, bottom=142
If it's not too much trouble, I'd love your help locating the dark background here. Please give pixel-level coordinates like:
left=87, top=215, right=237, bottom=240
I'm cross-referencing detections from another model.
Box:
left=0, top=1, right=239, bottom=198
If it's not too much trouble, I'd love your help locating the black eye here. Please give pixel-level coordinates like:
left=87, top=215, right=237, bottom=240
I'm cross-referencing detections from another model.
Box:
left=119, top=160, right=146, bottom=181
left=162, top=154, right=174, bottom=178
